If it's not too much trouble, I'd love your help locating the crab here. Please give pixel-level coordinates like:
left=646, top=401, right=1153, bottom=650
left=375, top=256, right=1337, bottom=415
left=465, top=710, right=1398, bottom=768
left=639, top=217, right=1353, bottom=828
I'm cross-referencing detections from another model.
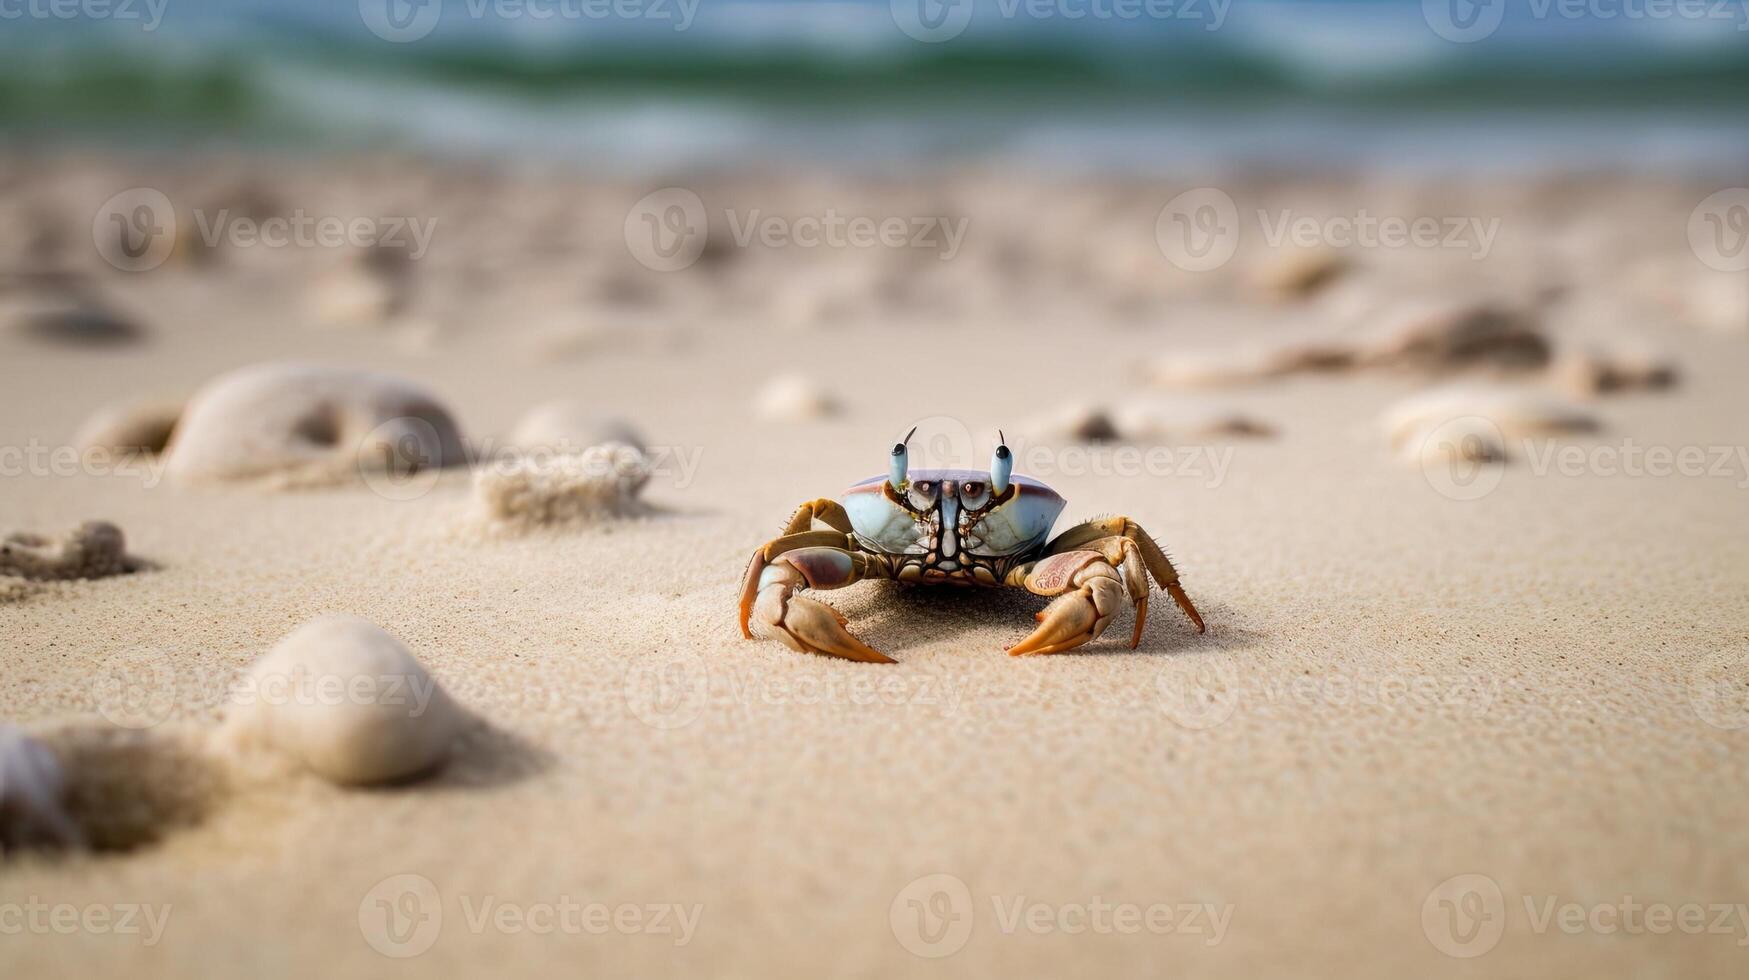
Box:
left=737, top=430, right=1205, bottom=662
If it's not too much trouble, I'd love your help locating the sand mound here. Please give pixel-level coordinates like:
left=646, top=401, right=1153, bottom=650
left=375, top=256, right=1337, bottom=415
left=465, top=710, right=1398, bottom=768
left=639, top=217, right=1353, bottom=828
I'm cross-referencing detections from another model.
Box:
left=1364, top=301, right=1551, bottom=373
left=1382, top=383, right=1599, bottom=463
left=162, top=363, right=466, bottom=488
left=0, top=725, right=83, bottom=853
left=1035, top=401, right=1276, bottom=443
left=217, top=616, right=469, bottom=786
left=2, top=285, right=144, bottom=346
left=1551, top=342, right=1679, bottom=397
left=471, top=445, right=651, bottom=528
left=72, top=398, right=184, bottom=456
left=1148, top=301, right=1550, bottom=391
left=41, top=725, right=223, bottom=853
left=1, top=520, right=143, bottom=581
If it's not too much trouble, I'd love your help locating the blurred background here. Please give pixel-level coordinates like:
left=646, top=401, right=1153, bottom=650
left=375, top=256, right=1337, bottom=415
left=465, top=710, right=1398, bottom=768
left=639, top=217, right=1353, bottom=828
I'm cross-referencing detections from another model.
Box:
left=5, top=0, right=1749, bottom=174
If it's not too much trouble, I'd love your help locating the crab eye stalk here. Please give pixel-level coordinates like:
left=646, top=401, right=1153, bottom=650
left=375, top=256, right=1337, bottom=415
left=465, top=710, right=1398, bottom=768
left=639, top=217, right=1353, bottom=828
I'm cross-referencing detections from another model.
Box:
left=889, top=426, right=917, bottom=489
left=991, top=433, right=1012, bottom=495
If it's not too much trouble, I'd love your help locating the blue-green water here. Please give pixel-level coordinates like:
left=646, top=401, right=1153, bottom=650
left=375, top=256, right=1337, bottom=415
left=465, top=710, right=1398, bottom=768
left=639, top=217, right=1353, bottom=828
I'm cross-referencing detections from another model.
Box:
left=4, top=0, right=1747, bottom=172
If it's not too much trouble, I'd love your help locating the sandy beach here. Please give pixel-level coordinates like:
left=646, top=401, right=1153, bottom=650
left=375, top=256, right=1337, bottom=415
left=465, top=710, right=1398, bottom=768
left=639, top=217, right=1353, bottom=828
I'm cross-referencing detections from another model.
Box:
left=2, top=153, right=1748, bottom=978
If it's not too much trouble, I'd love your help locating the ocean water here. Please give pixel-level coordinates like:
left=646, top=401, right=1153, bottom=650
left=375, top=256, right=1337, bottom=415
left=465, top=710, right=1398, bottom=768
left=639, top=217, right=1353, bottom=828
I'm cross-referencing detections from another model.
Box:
left=3, top=0, right=1747, bottom=174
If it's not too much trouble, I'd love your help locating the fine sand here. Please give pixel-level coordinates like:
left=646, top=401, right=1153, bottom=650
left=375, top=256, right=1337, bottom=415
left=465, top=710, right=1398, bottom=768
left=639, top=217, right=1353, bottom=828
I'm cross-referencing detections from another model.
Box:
left=2, top=156, right=1747, bottom=979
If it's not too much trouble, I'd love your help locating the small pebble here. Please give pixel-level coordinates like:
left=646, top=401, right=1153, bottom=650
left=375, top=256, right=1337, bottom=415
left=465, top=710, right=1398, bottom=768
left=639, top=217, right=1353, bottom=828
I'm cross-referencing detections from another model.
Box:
left=755, top=374, right=841, bottom=421
left=0, top=520, right=141, bottom=581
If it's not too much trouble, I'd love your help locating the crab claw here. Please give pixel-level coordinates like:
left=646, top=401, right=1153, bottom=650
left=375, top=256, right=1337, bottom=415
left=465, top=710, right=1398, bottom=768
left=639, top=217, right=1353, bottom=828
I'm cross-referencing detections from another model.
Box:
left=766, top=595, right=894, bottom=664
left=1006, top=577, right=1127, bottom=656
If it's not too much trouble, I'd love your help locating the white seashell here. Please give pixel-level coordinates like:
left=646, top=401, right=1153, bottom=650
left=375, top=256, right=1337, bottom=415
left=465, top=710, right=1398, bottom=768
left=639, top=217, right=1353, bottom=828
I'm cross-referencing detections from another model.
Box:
left=163, top=363, right=466, bottom=488
left=508, top=400, right=647, bottom=454
left=218, top=616, right=468, bottom=786
left=0, top=725, right=83, bottom=852
left=754, top=374, right=841, bottom=421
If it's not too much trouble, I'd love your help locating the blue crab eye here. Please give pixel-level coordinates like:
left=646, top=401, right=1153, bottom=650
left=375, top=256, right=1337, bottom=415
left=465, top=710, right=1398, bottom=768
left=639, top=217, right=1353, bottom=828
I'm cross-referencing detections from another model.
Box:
left=991, top=441, right=1012, bottom=494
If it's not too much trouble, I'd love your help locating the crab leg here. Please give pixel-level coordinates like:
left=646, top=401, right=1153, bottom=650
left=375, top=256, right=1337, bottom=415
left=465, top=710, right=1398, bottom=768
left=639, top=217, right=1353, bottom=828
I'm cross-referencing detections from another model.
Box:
left=750, top=547, right=893, bottom=663
left=1042, top=517, right=1205, bottom=634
